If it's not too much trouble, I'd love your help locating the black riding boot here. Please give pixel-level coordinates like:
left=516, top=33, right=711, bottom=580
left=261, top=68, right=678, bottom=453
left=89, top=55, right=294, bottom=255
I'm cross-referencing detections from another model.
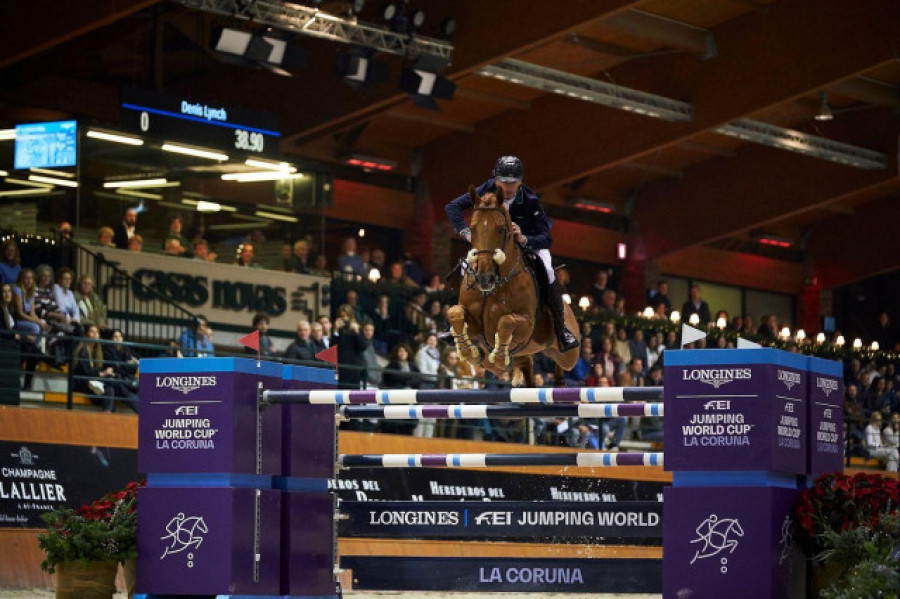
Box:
left=548, top=281, right=579, bottom=351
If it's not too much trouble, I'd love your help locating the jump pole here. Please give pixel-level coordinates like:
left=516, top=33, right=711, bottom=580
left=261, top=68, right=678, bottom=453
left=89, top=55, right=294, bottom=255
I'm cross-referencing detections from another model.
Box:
left=338, top=402, right=663, bottom=420
left=263, top=386, right=664, bottom=405
left=337, top=451, right=663, bottom=468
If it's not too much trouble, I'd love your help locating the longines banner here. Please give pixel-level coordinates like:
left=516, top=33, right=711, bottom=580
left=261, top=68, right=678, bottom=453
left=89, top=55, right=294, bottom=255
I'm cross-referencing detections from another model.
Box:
left=0, top=441, right=138, bottom=528
left=93, top=247, right=329, bottom=336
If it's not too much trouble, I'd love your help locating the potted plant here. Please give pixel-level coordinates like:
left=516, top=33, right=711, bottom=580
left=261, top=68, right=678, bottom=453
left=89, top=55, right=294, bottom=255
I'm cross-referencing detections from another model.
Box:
left=38, top=481, right=143, bottom=599
left=793, top=472, right=900, bottom=597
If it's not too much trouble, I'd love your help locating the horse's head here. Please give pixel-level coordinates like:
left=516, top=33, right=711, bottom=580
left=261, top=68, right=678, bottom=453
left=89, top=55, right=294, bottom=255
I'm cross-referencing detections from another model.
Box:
left=466, top=184, right=512, bottom=293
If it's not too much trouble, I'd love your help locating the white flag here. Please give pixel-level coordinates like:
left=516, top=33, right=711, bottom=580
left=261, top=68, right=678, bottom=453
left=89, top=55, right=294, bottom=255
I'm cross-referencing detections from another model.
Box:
left=681, top=324, right=707, bottom=348
left=736, top=337, right=762, bottom=349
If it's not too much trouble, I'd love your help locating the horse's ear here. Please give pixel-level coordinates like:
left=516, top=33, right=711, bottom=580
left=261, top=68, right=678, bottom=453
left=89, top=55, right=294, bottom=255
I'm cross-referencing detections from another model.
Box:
left=468, top=184, right=478, bottom=205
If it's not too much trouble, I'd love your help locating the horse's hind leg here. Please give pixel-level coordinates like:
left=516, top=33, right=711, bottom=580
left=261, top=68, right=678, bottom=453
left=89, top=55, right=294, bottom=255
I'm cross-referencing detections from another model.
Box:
left=511, top=355, right=533, bottom=387
left=447, top=305, right=480, bottom=364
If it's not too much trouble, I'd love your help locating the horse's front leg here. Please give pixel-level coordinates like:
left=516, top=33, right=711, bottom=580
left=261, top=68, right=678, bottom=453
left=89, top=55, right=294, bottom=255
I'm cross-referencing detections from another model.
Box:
left=447, top=304, right=481, bottom=364
left=488, top=313, right=528, bottom=369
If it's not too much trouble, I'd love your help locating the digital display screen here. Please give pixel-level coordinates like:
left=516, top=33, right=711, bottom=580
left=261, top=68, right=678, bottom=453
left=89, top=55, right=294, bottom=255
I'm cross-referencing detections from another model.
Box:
left=14, top=120, right=78, bottom=169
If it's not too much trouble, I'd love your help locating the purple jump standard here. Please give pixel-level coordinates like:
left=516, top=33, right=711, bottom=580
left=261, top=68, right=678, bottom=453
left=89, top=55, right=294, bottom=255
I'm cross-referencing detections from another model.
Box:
left=337, top=451, right=663, bottom=468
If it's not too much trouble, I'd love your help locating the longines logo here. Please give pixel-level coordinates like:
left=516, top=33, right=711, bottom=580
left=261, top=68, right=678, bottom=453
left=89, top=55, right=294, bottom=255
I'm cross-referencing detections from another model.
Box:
left=777, top=370, right=802, bottom=391
left=154, top=375, right=217, bottom=395
left=682, top=368, right=752, bottom=389
left=816, top=377, right=839, bottom=397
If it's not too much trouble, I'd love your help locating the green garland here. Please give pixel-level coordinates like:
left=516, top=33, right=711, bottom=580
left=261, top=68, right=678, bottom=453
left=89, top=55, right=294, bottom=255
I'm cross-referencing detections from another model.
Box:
left=577, top=314, right=899, bottom=365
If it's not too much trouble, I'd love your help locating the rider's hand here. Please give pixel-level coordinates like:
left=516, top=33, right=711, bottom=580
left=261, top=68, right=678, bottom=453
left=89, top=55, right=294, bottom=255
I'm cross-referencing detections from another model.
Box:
left=461, top=228, right=472, bottom=243
left=511, top=223, right=526, bottom=245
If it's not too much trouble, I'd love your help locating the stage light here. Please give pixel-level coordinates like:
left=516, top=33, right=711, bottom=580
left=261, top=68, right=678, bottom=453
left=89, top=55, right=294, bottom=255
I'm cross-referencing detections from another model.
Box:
left=381, top=3, right=399, bottom=21
left=336, top=47, right=389, bottom=91
left=572, top=199, right=613, bottom=213
left=439, top=17, right=457, bottom=37
left=103, top=178, right=170, bottom=188
left=617, top=243, right=627, bottom=260
left=814, top=91, right=833, bottom=122
left=255, top=210, right=299, bottom=222
left=211, top=27, right=253, bottom=57
left=222, top=171, right=304, bottom=182
left=400, top=55, right=455, bottom=110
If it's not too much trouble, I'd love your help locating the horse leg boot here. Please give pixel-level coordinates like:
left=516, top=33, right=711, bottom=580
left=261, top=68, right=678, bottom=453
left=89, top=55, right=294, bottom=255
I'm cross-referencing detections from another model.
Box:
left=447, top=305, right=480, bottom=364
left=548, top=281, right=579, bottom=351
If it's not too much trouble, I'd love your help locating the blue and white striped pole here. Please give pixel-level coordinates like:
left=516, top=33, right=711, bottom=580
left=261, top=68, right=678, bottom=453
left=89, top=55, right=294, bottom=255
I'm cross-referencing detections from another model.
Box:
left=339, top=402, right=664, bottom=420
left=337, top=451, right=664, bottom=469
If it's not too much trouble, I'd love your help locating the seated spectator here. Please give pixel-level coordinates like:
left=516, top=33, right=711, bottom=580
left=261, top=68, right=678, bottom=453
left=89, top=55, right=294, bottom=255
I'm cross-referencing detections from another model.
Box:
left=380, top=343, right=419, bottom=435
left=597, top=289, right=617, bottom=317
left=73, top=324, right=117, bottom=412
left=437, top=347, right=462, bottom=390
left=192, top=239, right=217, bottom=262
left=385, top=261, right=418, bottom=288
left=628, top=329, right=649, bottom=372
left=74, top=274, right=108, bottom=330
left=619, top=358, right=646, bottom=387
left=370, top=294, right=396, bottom=347
left=164, top=237, right=186, bottom=256
left=866, top=377, right=894, bottom=419
left=234, top=243, right=261, bottom=268
left=102, top=328, right=140, bottom=410
left=1, top=282, right=38, bottom=390
left=309, top=254, right=330, bottom=276
left=883, top=413, right=900, bottom=452
left=584, top=362, right=608, bottom=388
left=424, top=274, right=445, bottom=294
left=289, top=239, right=310, bottom=274
left=246, top=313, right=277, bottom=358
left=161, top=339, right=183, bottom=359
left=96, top=227, right=116, bottom=248
left=127, top=235, right=143, bottom=252
left=284, top=320, right=317, bottom=363
left=13, top=269, right=49, bottom=343
left=318, top=315, right=333, bottom=345
left=179, top=315, right=214, bottom=357
left=344, top=289, right=367, bottom=324
left=0, top=239, right=21, bottom=285
left=757, top=314, right=776, bottom=339
left=730, top=316, right=744, bottom=333
left=613, top=327, right=632, bottom=369
left=563, top=345, right=592, bottom=386
left=163, top=216, right=189, bottom=254
left=646, top=334, right=661, bottom=370
left=415, top=333, right=441, bottom=389
left=52, top=267, right=81, bottom=331
left=864, top=412, right=898, bottom=471
left=593, top=336, right=620, bottom=380
left=337, top=237, right=366, bottom=278
left=681, top=284, right=711, bottom=325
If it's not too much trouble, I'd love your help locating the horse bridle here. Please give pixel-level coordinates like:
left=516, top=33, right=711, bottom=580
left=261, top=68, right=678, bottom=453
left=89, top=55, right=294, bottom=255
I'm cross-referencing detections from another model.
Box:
left=464, top=205, right=523, bottom=295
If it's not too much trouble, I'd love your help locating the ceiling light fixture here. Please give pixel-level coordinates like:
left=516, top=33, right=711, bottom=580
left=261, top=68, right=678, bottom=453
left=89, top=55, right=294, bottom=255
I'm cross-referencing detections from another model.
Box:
left=5, top=178, right=53, bottom=188
left=221, top=171, right=304, bottom=182
left=0, top=129, right=16, bottom=141
left=572, top=199, right=614, bottom=213
left=161, top=143, right=229, bottom=161
left=753, top=233, right=793, bottom=248
left=181, top=198, right=237, bottom=212
left=28, top=175, right=79, bottom=188
left=335, top=46, right=389, bottom=91
left=254, top=210, right=299, bottom=222
left=115, top=189, right=164, bottom=200
left=244, top=158, right=296, bottom=172
left=103, top=178, right=170, bottom=188
left=478, top=58, right=694, bottom=122
left=0, top=188, right=54, bottom=197
left=0, top=170, right=8, bottom=177
left=814, top=90, right=834, bottom=121
left=343, top=153, right=396, bottom=171
left=86, top=130, right=145, bottom=145
left=30, top=168, right=75, bottom=178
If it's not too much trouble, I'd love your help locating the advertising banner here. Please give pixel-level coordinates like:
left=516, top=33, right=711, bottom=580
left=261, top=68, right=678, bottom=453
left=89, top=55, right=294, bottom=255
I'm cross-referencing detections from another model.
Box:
left=0, top=441, right=137, bottom=528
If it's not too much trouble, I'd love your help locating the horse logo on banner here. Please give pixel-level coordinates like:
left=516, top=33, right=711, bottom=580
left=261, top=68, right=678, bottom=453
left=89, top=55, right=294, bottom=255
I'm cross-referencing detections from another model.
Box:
left=689, top=513, right=744, bottom=569
left=160, top=512, right=209, bottom=563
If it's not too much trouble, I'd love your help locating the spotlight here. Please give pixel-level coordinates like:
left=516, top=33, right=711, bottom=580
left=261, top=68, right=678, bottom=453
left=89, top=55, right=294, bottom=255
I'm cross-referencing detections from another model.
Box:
left=350, top=0, right=366, bottom=15
left=211, top=27, right=306, bottom=75
left=381, top=2, right=399, bottom=21
left=336, top=47, right=389, bottom=91
left=211, top=27, right=253, bottom=62
left=410, top=10, right=425, bottom=29
left=400, top=55, right=455, bottom=110
left=815, top=91, right=833, bottom=122
left=439, top=17, right=457, bottom=38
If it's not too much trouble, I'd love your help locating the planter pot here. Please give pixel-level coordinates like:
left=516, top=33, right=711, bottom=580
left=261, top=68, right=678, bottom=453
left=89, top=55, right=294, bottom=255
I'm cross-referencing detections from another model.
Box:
left=121, top=558, right=136, bottom=599
left=55, top=560, right=118, bottom=599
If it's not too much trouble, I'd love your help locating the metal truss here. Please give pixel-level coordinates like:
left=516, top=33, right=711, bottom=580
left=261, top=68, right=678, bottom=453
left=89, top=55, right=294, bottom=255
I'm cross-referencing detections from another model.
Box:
left=476, top=58, right=694, bottom=122
left=716, top=119, right=887, bottom=170
left=177, top=0, right=454, bottom=60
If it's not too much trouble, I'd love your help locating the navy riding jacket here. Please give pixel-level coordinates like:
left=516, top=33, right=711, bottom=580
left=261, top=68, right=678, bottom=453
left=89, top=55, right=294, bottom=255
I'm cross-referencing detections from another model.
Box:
left=445, top=179, right=552, bottom=251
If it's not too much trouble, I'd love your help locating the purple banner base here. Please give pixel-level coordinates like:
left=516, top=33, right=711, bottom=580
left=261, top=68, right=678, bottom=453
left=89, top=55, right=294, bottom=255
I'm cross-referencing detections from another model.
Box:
left=663, top=485, right=805, bottom=599
left=281, top=491, right=337, bottom=596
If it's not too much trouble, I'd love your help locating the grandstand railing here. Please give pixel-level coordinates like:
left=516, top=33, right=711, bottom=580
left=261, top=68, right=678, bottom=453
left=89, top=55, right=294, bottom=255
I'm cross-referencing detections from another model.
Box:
left=73, top=242, right=197, bottom=343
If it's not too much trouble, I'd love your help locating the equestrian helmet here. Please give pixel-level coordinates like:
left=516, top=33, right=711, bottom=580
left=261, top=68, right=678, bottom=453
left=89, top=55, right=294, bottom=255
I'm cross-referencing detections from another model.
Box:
left=492, top=155, right=524, bottom=182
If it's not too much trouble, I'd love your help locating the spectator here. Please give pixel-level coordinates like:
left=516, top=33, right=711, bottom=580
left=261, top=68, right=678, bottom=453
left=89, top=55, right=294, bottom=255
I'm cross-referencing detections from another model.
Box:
left=369, top=248, right=387, bottom=274
left=883, top=413, right=900, bottom=452
left=284, top=320, right=317, bottom=363
left=102, top=328, right=140, bottom=410
left=597, top=289, right=617, bottom=317
left=648, top=280, right=671, bottom=314
left=309, top=254, right=330, bottom=276
left=864, top=412, right=898, bottom=471
left=613, top=295, right=627, bottom=318
left=429, top=300, right=449, bottom=335
left=613, top=327, right=632, bottom=369
left=556, top=267, right=572, bottom=296
left=344, top=289, right=367, bottom=324
left=628, top=329, right=649, bottom=371
left=96, top=227, right=116, bottom=248
left=51, top=267, right=81, bottom=330
left=681, top=284, right=711, bottom=325
left=642, top=366, right=665, bottom=442
left=874, top=312, right=897, bottom=352
left=589, top=270, right=611, bottom=307
left=380, top=343, right=419, bottom=435
left=619, top=358, right=646, bottom=387
left=437, top=347, right=462, bottom=390
left=1, top=282, right=38, bottom=390
left=73, top=324, right=117, bottom=412
left=163, top=216, right=188, bottom=255
left=360, top=322, right=382, bottom=387
left=424, top=274, right=445, bottom=294
left=280, top=242, right=293, bottom=272
left=593, top=336, right=620, bottom=380
left=192, top=239, right=217, bottom=262
left=74, top=274, right=108, bottom=331
left=757, top=314, right=777, bottom=339
left=246, top=313, right=277, bottom=358
left=564, top=345, right=592, bottom=386
left=13, top=269, right=49, bottom=343
left=317, top=315, right=333, bottom=347
left=403, top=289, right=431, bottom=345
left=235, top=243, right=261, bottom=268
left=402, top=253, right=426, bottom=286
left=651, top=301, right=668, bottom=320
left=414, top=332, right=441, bottom=389
left=310, top=321, right=328, bottom=355
left=646, top=333, right=661, bottom=370
left=127, top=235, right=143, bottom=252
left=333, top=305, right=367, bottom=389
left=0, top=239, right=21, bottom=286
left=866, top=377, right=893, bottom=419
left=386, top=261, right=418, bottom=288
left=741, top=315, right=754, bottom=335
left=179, top=315, right=214, bottom=357
left=290, top=239, right=311, bottom=274
left=730, top=316, right=744, bottom=333
left=337, top=237, right=366, bottom=277
left=113, top=207, right=138, bottom=249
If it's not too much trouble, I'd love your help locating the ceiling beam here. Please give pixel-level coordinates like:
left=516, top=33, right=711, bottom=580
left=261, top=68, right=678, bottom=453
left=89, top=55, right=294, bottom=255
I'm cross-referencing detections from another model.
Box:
left=0, top=0, right=161, bottom=68
left=678, top=140, right=738, bottom=158
left=603, top=9, right=716, bottom=58
left=454, top=87, right=531, bottom=111
left=385, top=111, right=475, bottom=134
left=421, top=0, right=900, bottom=209
left=618, top=161, right=683, bottom=179
left=277, top=0, right=643, bottom=146
left=809, top=195, right=900, bottom=288
left=831, top=76, right=900, bottom=108
left=563, top=33, right=643, bottom=58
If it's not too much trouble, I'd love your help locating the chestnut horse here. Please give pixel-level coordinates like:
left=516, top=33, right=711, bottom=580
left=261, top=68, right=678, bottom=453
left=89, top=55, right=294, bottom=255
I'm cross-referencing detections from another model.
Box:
left=447, top=186, right=580, bottom=385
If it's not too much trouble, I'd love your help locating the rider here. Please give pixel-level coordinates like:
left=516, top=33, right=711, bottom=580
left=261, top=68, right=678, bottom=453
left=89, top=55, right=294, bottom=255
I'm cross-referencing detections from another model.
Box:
left=445, top=155, right=579, bottom=351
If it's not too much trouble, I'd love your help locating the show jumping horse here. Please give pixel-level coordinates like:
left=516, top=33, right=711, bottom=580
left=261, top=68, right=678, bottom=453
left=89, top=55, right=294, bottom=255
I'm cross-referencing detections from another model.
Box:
left=447, top=186, right=581, bottom=386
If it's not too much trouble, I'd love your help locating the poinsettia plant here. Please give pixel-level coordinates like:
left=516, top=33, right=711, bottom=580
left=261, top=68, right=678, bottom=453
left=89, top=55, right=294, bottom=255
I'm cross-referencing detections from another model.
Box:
left=794, top=472, right=899, bottom=554
left=38, top=481, right=144, bottom=573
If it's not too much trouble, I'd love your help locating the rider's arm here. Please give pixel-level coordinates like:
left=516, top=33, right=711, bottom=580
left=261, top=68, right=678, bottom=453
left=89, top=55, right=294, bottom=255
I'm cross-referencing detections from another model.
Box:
left=445, top=180, right=494, bottom=241
left=522, top=202, right=553, bottom=250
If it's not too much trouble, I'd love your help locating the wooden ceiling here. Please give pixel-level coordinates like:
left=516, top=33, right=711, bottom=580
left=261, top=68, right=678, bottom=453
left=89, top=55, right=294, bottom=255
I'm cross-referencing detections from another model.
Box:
left=0, top=0, right=898, bottom=289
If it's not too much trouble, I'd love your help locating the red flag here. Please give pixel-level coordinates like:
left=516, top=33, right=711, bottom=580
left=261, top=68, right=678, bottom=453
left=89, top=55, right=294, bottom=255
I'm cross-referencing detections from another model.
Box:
left=315, top=345, right=338, bottom=366
left=239, top=329, right=260, bottom=353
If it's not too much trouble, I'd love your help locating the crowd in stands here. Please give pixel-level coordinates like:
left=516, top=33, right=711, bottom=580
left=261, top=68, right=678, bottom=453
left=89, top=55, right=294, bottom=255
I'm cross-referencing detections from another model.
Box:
left=2, top=221, right=899, bottom=471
